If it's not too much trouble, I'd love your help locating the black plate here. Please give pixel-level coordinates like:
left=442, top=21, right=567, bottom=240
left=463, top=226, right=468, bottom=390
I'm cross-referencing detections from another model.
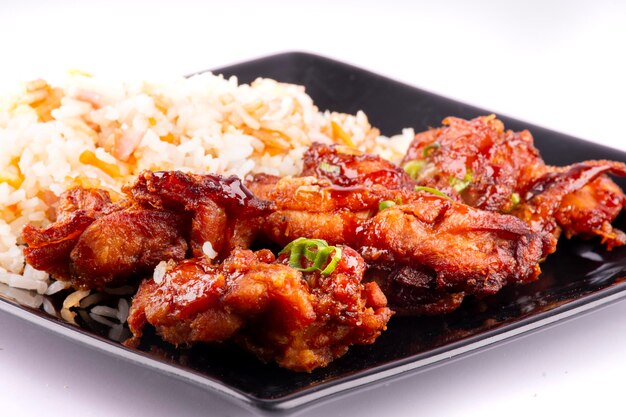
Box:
left=2, top=52, right=626, bottom=413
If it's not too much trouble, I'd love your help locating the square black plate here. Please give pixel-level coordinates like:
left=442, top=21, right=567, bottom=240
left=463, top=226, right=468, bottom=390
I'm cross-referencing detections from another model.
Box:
left=2, top=52, right=626, bottom=413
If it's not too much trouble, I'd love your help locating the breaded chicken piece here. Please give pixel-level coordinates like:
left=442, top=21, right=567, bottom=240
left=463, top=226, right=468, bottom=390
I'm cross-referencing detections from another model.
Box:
left=248, top=174, right=545, bottom=298
left=403, top=115, right=626, bottom=249
left=126, top=248, right=392, bottom=372
left=22, top=171, right=272, bottom=290
left=22, top=187, right=116, bottom=281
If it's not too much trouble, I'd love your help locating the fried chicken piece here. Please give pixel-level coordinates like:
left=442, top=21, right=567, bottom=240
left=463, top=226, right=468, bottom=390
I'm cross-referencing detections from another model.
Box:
left=403, top=115, right=547, bottom=209
left=125, top=171, right=273, bottom=257
left=513, top=161, right=626, bottom=255
left=126, top=248, right=392, bottom=372
left=403, top=115, right=626, bottom=248
left=23, top=186, right=188, bottom=290
left=546, top=173, right=626, bottom=249
left=556, top=175, right=626, bottom=248
left=70, top=210, right=188, bottom=289
left=250, top=144, right=546, bottom=312
left=248, top=174, right=545, bottom=298
left=363, top=196, right=544, bottom=295
left=23, top=171, right=272, bottom=290
left=22, top=188, right=114, bottom=280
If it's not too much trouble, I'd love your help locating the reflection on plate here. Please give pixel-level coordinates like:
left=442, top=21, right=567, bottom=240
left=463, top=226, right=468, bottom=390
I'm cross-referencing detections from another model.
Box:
left=1, top=52, right=626, bottom=412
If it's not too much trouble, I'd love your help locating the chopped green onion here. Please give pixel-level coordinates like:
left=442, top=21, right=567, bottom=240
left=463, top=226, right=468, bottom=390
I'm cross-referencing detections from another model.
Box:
left=318, top=161, right=341, bottom=174
left=402, top=160, right=426, bottom=179
left=320, top=246, right=342, bottom=275
left=279, top=237, right=343, bottom=276
left=422, top=142, right=440, bottom=157
left=414, top=186, right=452, bottom=200
left=378, top=200, right=396, bottom=211
left=510, top=192, right=521, bottom=205
left=449, top=170, right=473, bottom=193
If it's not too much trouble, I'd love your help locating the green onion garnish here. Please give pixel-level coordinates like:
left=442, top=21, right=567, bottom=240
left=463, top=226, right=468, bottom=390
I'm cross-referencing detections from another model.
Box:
left=449, top=170, right=473, bottom=193
left=510, top=192, right=521, bottom=205
left=279, top=238, right=343, bottom=276
left=318, top=161, right=341, bottom=174
left=414, top=186, right=451, bottom=200
left=402, top=160, right=426, bottom=179
left=422, top=142, right=440, bottom=157
left=378, top=200, right=396, bottom=211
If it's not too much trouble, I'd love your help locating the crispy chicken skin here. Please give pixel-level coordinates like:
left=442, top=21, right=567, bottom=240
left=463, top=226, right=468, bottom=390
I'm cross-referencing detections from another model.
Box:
left=126, top=248, right=392, bottom=372
left=24, top=192, right=189, bottom=290
left=22, top=188, right=115, bottom=280
left=302, top=142, right=414, bottom=189
left=126, top=171, right=273, bottom=257
left=556, top=175, right=626, bottom=248
left=69, top=210, right=188, bottom=289
left=402, top=115, right=626, bottom=249
left=402, top=115, right=542, bottom=210
left=363, top=196, right=544, bottom=294
left=248, top=173, right=545, bottom=298
left=22, top=171, right=271, bottom=290
left=512, top=161, right=626, bottom=254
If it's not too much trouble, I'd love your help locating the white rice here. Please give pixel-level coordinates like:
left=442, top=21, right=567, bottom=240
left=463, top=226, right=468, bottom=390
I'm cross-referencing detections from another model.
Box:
left=108, top=324, right=128, bottom=342
left=0, top=72, right=414, bottom=294
left=153, top=261, right=168, bottom=285
left=0, top=282, right=44, bottom=308
left=202, top=241, right=218, bottom=260
left=59, top=288, right=90, bottom=324
left=90, top=305, right=119, bottom=319
left=89, top=312, right=117, bottom=327
left=42, top=296, right=57, bottom=316
left=45, top=279, right=70, bottom=295
left=0, top=266, right=47, bottom=294
left=60, top=308, right=77, bottom=324
left=79, top=292, right=106, bottom=309
left=116, top=298, right=129, bottom=323
left=62, top=289, right=90, bottom=309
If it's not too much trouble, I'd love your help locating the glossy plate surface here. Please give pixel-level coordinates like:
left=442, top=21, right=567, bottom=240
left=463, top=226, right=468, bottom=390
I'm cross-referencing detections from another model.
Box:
left=2, top=52, right=626, bottom=412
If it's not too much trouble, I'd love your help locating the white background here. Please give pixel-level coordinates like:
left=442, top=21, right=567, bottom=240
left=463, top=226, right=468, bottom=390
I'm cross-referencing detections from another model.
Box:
left=1, top=1, right=626, bottom=416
